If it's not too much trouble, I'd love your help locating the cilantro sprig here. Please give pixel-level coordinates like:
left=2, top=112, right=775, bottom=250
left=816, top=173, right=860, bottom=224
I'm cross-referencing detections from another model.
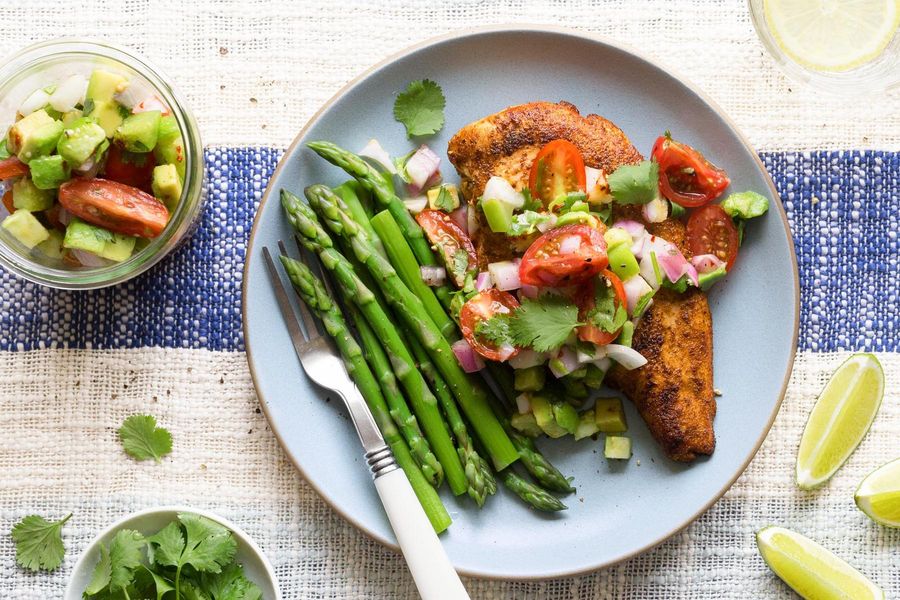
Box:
left=118, top=414, right=173, bottom=463
left=608, top=160, right=659, bottom=205
left=11, top=513, right=72, bottom=572
left=393, top=79, right=446, bottom=138
left=478, top=295, right=581, bottom=353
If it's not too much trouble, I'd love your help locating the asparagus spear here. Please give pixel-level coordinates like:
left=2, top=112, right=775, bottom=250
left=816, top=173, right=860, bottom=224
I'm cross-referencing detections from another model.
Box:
left=497, top=468, right=567, bottom=512
left=282, top=190, right=470, bottom=496
left=278, top=255, right=451, bottom=532
left=307, top=140, right=454, bottom=309
left=303, top=184, right=519, bottom=471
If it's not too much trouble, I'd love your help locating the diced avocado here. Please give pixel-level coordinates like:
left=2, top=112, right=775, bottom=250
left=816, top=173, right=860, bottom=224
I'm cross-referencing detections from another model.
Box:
left=574, top=409, right=601, bottom=441
left=514, top=366, right=546, bottom=392
left=594, top=398, right=628, bottom=433
left=568, top=365, right=588, bottom=379
left=12, top=178, right=54, bottom=211
left=583, top=363, right=606, bottom=389
left=97, top=232, right=136, bottom=262
left=36, top=229, right=64, bottom=259
left=561, top=376, right=589, bottom=400
left=531, top=394, right=567, bottom=438
left=603, top=226, right=632, bottom=249
left=604, top=435, right=632, bottom=460
left=57, top=118, right=107, bottom=166
left=61, top=109, right=84, bottom=127
left=427, top=184, right=460, bottom=211
left=151, top=164, right=183, bottom=208
left=698, top=266, right=728, bottom=291
left=86, top=69, right=128, bottom=103
left=2, top=210, right=50, bottom=248
left=88, top=100, right=126, bottom=137
left=482, top=197, right=514, bottom=233
left=29, top=155, right=69, bottom=190
left=616, top=321, right=634, bottom=348
left=608, top=243, right=640, bottom=280
left=7, top=109, right=64, bottom=163
left=154, top=115, right=186, bottom=181
left=63, top=218, right=136, bottom=262
left=552, top=402, right=579, bottom=435
left=115, top=111, right=161, bottom=153
left=510, top=412, right=543, bottom=438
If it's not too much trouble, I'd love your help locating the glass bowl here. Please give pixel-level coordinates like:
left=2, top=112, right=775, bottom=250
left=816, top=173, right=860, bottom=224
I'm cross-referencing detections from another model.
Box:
left=0, top=38, right=204, bottom=289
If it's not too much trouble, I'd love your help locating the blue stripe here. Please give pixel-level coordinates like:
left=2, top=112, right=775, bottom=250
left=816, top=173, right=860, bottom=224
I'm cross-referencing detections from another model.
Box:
left=0, top=149, right=896, bottom=352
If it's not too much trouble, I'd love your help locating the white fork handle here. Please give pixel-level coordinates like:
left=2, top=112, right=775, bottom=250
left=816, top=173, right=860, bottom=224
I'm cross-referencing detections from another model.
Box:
left=374, top=468, right=470, bottom=600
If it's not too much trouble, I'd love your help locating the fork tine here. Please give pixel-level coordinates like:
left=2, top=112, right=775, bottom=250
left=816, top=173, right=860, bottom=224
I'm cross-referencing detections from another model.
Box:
left=277, top=240, right=323, bottom=341
left=262, top=246, right=312, bottom=364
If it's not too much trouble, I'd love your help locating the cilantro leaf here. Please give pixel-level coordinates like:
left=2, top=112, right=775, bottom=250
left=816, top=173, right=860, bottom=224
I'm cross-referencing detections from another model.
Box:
left=197, top=562, right=263, bottom=600
left=720, top=191, right=769, bottom=220
left=108, top=529, right=146, bottom=591
left=433, top=186, right=454, bottom=211
left=509, top=296, right=581, bottom=352
left=586, top=281, right=628, bottom=334
left=178, top=512, right=237, bottom=573
left=118, top=414, right=172, bottom=463
left=608, top=160, right=659, bottom=205
left=475, top=314, right=513, bottom=347
left=11, top=513, right=71, bottom=572
left=393, top=79, right=445, bottom=138
left=147, top=520, right=185, bottom=567
left=506, top=210, right=555, bottom=237
left=84, top=544, right=111, bottom=595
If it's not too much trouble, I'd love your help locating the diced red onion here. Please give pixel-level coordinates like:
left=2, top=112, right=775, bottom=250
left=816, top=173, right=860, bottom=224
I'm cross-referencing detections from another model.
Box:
left=488, top=260, right=521, bottom=291
left=690, top=253, right=726, bottom=274
left=403, top=196, right=427, bottom=214
left=452, top=339, right=485, bottom=373
left=70, top=249, right=114, bottom=268
left=482, top=176, right=524, bottom=209
left=519, top=284, right=539, bottom=299
left=475, top=271, right=492, bottom=292
left=515, top=393, right=531, bottom=414
left=549, top=346, right=579, bottom=378
left=558, top=235, right=581, bottom=255
left=359, top=139, right=397, bottom=174
left=133, top=95, right=170, bottom=116
left=605, top=344, right=648, bottom=370
left=642, top=195, right=669, bottom=223
left=639, top=251, right=661, bottom=290
left=405, top=145, right=441, bottom=190
left=449, top=205, right=467, bottom=233
left=614, top=220, right=647, bottom=258
left=655, top=247, right=698, bottom=287
left=57, top=208, right=71, bottom=226
left=508, top=348, right=545, bottom=369
left=49, top=75, right=87, bottom=113
left=622, top=274, right=653, bottom=314
left=419, top=265, right=446, bottom=287
left=496, top=343, right=518, bottom=362
left=467, top=206, right=480, bottom=236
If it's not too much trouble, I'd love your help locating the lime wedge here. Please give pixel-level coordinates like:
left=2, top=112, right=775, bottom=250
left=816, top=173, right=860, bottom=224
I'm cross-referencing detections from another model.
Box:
left=764, top=0, right=900, bottom=72
left=757, top=526, right=884, bottom=599
left=855, top=458, right=900, bottom=527
left=796, top=353, right=884, bottom=489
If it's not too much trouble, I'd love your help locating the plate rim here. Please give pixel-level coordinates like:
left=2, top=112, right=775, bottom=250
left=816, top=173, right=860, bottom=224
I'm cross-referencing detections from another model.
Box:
left=241, top=23, right=801, bottom=580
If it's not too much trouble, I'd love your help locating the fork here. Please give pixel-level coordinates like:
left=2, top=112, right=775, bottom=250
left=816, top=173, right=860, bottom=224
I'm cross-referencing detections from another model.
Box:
left=263, top=243, right=470, bottom=600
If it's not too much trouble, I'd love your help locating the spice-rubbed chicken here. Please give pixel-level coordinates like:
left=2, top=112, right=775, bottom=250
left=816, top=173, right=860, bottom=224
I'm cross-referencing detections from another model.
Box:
left=447, top=101, right=716, bottom=461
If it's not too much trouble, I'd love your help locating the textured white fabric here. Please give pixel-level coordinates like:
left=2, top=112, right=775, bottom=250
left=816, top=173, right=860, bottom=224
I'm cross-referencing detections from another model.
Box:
left=1, top=350, right=898, bottom=598
left=0, top=0, right=897, bottom=151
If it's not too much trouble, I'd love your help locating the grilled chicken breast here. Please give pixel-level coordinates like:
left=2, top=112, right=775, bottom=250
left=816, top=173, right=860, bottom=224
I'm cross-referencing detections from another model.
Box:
left=447, top=101, right=716, bottom=461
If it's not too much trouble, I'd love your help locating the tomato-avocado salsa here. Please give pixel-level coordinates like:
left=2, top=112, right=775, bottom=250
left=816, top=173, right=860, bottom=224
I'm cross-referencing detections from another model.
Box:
left=0, top=68, right=186, bottom=267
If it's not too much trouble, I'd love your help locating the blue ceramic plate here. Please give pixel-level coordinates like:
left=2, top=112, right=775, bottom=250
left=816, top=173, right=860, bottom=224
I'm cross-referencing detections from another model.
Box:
left=243, top=26, right=799, bottom=579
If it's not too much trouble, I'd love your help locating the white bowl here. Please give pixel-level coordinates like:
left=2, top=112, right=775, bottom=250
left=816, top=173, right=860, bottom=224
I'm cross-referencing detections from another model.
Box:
left=64, top=506, right=281, bottom=600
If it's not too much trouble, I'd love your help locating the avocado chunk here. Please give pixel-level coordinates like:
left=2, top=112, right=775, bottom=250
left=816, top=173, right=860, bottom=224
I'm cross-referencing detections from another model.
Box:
left=8, top=109, right=64, bottom=163
left=583, top=363, right=606, bottom=389
left=29, top=155, right=69, bottom=190
left=61, top=109, right=84, bottom=127
left=514, top=366, right=546, bottom=392
left=63, top=218, right=136, bottom=262
left=604, top=435, right=632, bottom=460
left=552, top=402, right=579, bottom=435
left=115, top=111, right=161, bottom=153
left=510, top=412, right=543, bottom=438
left=97, top=232, right=136, bottom=262
left=574, top=409, right=601, bottom=441
left=36, top=229, right=64, bottom=259
left=531, top=394, right=568, bottom=438
left=151, top=164, right=183, bottom=208
left=698, top=266, right=727, bottom=291
left=154, top=115, right=186, bottom=181
left=12, top=178, right=54, bottom=211
left=88, top=100, right=126, bottom=138
left=2, top=210, right=50, bottom=249
left=57, top=117, right=107, bottom=166
left=594, top=398, right=628, bottom=433
left=86, top=69, right=128, bottom=103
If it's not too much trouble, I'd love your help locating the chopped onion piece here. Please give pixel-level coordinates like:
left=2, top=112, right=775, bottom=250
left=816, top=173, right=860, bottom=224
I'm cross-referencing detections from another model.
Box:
left=403, top=196, right=427, bottom=214
left=74, top=157, right=102, bottom=179
left=132, top=96, right=170, bottom=115
left=358, top=138, right=397, bottom=174
left=519, top=284, right=539, bottom=299
left=515, top=393, right=531, bottom=414
left=452, top=339, right=485, bottom=373
left=558, top=235, right=581, bottom=255
left=488, top=260, right=521, bottom=291
left=475, top=271, right=492, bottom=292
left=613, top=220, right=646, bottom=257
left=585, top=166, right=602, bottom=191
left=605, top=344, right=647, bottom=370
left=467, top=205, right=480, bottom=236
left=508, top=348, right=545, bottom=369
left=482, top=176, right=524, bottom=209
left=536, top=213, right=557, bottom=233
left=70, top=249, right=114, bottom=268
left=690, top=253, right=726, bottom=274
left=19, top=89, right=50, bottom=115
left=622, top=274, right=653, bottom=314
left=49, top=75, right=87, bottom=113
left=656, top=248, right=698, bottom=286
left=549, top=346, right=579, bottom=378
left=496, top=343, right=518, bottom=362
left=449, top=205, right=468, bottom=233
left=419, top=265, right=446, bottom=287
left=57, top=208, right=71, bottom=227
left=592, top=357, right=612, bottom=372
left=640, top=251, right=661, bottom=290
left=405, top=145, right=441, bottom=190
left=642, top=195, right=669, bottom=223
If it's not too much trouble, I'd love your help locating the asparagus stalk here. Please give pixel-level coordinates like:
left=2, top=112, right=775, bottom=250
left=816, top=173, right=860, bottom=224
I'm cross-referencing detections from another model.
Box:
left=303, top=184, right=519, bottom=471
left=497, top=468, right=567, bottom=512
left=282, top=189, right=469, bottom=496
left=278, top=255, right=451, bottom=532
left=334, top=181, right=385, bottom=258
left=307, top=140, right=454, bottom=309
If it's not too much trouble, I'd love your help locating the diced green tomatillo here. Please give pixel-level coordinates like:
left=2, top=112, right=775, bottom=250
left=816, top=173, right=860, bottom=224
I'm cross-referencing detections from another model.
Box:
left=8, top=109, right=64, bottom=163
left=29, top=155, right=69, bottom=190
left=61, top=109, right=84, bottom=127
left=57, top=117, right=107, bottom=166
left=154, top=115, right=185, bottom=182
left=151, top=163, right=183, bottom=209
left=608, top=243, right=640, bottom=280
left=63, top=218, right=137, bottom=262
left=2, top=210, right=50, bottom=249
left=481, top=197, right=514, bottom=233
left=574, top=409, right=601, bottom=441
left=514, top=366, right=546, bottom=392
left=115, top=110, right=161, bottom=153
left=604, top=435, right=632, bottom=459
left=36, top=229, right=64, bottom=259
left=427, top=183, right=460, bottom=211
left=88, top=100, right=126, bottom=137
left=594, top=398, right=628, bottom=433
left=12, top=178, right=54, bottom=211
left=86, top=69, right=128, bottom=103
left=583, top=363, right=606, bottom=389
left=553, top=402, right=580, bottom=435
left=699, top=266, right=728, bottom=291
left=510, top=412, right=543, bottom=438
left=616, top=321, right=635, bottom=348
left=531, top=394, right=568, bottom=438
left=603, top=226, right=632, bottom=249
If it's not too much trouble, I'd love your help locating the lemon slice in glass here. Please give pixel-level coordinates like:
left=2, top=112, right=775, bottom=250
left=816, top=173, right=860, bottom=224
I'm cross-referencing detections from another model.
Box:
left=764, top=0, right=900, bottom=72
left=796, top=353, right=884, bottom=490
left=855, top=458, right=900, bottom=527
left=757, top=526, right=884, bottom=599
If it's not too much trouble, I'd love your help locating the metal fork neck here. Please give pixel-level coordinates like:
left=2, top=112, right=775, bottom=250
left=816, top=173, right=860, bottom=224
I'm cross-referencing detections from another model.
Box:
left=366, top=445, right=399, bottom=479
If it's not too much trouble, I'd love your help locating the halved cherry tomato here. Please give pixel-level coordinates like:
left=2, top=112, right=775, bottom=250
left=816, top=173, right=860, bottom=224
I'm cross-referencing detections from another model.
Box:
left=2, top=190, right=14, bottom=213
left=651, top=135, right=729, bottom=207
left=459, top=288, right=520, bottom=361
left=576, top=270, right=627, bottom=346
left=519, top=224, right=608, bottom=287
left=686, top=204, right=739, bottom=269
left=415, top=209, right=478, bottom=288
left=529, top=139, right=586, bottom=207
left=0, top=156, right=29, bottom=181
left=58, top=178, right=169, bottom=238
left=103, top=143, right=156, bottom=191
